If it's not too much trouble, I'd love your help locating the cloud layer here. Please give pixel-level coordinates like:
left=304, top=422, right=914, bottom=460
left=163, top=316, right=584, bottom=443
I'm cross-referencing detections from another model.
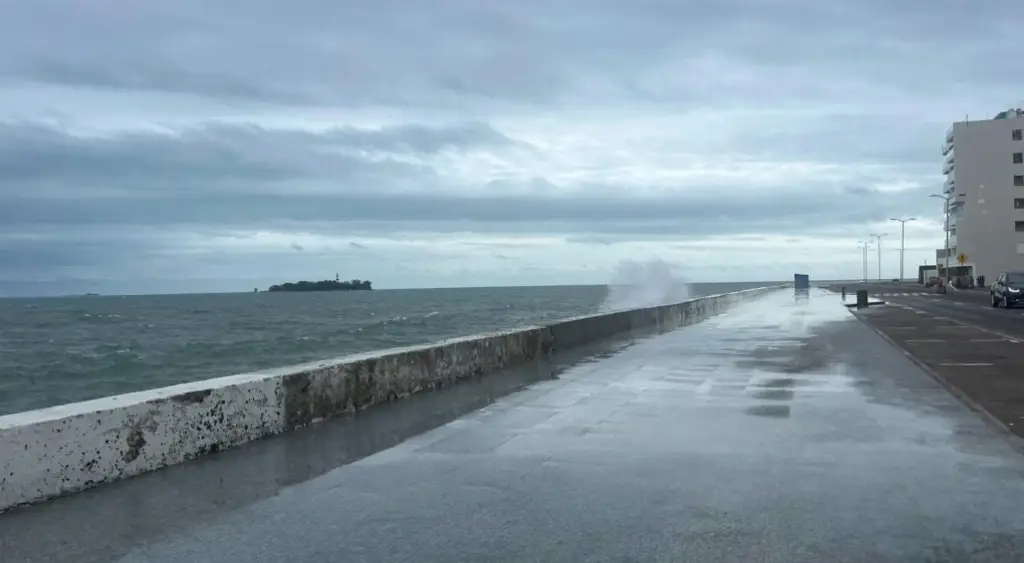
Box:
left=2, top=0, right=1018, bottom=294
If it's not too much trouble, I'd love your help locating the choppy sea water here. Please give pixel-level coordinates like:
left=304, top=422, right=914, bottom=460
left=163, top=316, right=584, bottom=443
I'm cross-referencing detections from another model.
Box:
left=0, top=282, right=773, bottom=415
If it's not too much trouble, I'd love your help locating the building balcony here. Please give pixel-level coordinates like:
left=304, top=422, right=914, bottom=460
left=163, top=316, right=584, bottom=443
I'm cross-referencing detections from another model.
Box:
left=942, top=138, right=954, bottom=156
left=943, top=159, right=955, bottom=175
left=948, top=234, right=957, bottom=247
left=945, top=124, right=954, bottom=143
left=944, top=178, right=955, bottom=194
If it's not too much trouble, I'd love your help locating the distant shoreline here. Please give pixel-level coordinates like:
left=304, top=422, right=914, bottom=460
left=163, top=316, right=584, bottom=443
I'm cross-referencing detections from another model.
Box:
left=267, top=279, right=372, bottom=292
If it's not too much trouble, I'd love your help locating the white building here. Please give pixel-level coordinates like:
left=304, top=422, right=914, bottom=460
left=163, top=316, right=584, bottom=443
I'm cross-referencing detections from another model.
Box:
left=938, top=108, right=1024, bottom=282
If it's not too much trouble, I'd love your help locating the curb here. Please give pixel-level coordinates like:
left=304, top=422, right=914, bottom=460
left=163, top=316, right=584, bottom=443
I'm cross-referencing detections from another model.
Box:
left=849, top=309, right=1024, bottom=457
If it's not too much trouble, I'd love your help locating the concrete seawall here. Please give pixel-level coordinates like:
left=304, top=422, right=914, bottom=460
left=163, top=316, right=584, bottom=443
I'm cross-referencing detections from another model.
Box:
left=0, top=286, right=783, bottom=512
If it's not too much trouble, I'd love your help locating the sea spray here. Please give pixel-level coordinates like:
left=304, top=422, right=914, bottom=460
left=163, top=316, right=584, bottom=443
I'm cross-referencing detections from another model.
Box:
left=600, top=259, right=692, bottom=312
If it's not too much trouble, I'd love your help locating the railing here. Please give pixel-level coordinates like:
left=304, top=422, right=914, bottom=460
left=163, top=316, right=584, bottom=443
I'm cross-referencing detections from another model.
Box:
left=942, top=138, right=953, bottom=156
left=944, top=179, right=955, bottom=193
left=943, top=159, right=954, bottom=175
left=945, top=124, right=954, bottom=143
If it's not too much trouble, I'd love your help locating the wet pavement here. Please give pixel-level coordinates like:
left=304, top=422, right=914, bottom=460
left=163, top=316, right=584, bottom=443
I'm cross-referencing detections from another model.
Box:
left=6, top=289, right=1024, bottom=562
left=850, top=290, right=1024, bottom=447
left=863, top=289, right=1024, bottom=341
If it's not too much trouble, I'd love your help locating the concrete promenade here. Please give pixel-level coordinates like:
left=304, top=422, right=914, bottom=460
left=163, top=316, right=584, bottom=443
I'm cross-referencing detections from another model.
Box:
left=5, top=289, right=1024, bottom=562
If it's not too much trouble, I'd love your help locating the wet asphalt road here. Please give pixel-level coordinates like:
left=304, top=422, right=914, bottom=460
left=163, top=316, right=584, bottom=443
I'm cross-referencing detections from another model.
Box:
left=849, top=287, right=1024, bottom=341
left=6, top=289, right=1024, bottom=562
left=849, top=297, right=1024, bottom=446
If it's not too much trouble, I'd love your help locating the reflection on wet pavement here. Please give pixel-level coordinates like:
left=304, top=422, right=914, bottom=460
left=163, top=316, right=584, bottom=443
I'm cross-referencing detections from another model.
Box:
left=7, top=289, right=1024, bottom=562
left=744, top=403, right=792, bottom=418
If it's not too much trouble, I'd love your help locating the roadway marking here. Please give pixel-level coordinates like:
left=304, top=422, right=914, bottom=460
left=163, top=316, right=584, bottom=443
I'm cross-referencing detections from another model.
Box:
left=886, top=326, right=918, bottom=330
left=970, top=338, right=1013, bottom=343
left=875, top=292, right=942, bottom=297
left=940, top=362, right=994, bottom=367
left=899, top=306, right=1021, bottom=343
left=906, top=339, right=946, bottom=343
left=975, top=305, right=1024, bottom=313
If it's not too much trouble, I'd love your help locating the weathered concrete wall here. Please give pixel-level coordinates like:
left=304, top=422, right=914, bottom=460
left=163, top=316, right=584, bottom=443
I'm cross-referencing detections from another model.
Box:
left=0, top=285, right=782, bottom=512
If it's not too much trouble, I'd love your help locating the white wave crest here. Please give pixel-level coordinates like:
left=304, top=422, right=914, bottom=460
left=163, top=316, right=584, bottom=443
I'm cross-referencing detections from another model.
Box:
left=600, top=259, right=692, bottom=312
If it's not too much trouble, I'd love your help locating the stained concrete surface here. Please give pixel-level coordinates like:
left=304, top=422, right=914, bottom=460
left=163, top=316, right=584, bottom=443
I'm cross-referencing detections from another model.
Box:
left=6, top=290, right=1024, bottom=562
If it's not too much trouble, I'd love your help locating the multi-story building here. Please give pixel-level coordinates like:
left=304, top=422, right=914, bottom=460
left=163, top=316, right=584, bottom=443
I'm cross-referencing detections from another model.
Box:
left=938, top=108, right=1024, bottom=282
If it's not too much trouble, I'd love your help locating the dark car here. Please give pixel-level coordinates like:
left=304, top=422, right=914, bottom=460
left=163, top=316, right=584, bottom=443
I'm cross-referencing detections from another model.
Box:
left=990, top=271, right=1024, bottom=307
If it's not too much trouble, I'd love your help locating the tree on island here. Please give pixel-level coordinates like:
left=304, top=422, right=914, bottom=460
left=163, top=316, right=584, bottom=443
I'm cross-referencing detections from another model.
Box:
left=268, top=279, right=372, bottom=292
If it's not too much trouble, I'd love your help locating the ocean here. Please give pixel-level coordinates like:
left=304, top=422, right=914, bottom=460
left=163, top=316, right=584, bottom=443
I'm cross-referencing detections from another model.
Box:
left=0, top=281, right=774, bottom=416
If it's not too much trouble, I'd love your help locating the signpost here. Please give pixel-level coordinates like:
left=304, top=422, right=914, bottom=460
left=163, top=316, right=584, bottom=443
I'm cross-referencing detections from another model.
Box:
left=957, top=253, right=967, bottom=266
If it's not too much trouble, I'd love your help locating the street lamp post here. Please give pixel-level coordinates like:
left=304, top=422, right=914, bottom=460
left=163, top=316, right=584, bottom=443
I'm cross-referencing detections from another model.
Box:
left=858, top=241, right=873, bottom=283
left=869, top=233, right=888, bottom=281
left=930, top=192, right=966, bottom=283
left=889, top=217, right=916, bottom=281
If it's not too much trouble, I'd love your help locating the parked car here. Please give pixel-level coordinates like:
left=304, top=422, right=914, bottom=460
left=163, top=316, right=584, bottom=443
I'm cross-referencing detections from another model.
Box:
left=990, top=271, right=1024, bottom=307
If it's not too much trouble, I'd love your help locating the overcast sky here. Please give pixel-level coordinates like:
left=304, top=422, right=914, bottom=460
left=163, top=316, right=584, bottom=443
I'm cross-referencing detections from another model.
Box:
left=1, top=0, right=1020, bottom=295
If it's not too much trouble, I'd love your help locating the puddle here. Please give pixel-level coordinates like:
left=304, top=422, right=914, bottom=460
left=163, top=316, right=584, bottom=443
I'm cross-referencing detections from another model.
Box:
left=761, top=377, right=799, bottom=388
left=732, top=341, right=833, bottom=374
left=753, top=389, right=796, bottom=401
left=745, top=404, right=792, bottom=418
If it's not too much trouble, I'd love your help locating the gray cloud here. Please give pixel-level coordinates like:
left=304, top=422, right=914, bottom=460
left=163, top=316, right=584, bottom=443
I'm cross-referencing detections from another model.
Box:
left=1, top=0, right=1015, bottom=292
left=2, top=0, right=1019, bottom=108
left=0, top=189, right=934, bottom=236
left=0, top=118, right=939, bottom=242
left=0, top=121, right=516, bottom=192
left=0, top=232, right=165, bottom=283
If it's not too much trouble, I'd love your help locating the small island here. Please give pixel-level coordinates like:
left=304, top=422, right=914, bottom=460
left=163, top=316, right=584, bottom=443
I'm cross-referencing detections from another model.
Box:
left=268, top=278, right=372, bottom=292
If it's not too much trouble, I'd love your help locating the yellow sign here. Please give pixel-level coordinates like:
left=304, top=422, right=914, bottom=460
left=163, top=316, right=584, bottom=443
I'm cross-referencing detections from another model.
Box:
left=957, top=253, right=968, bottom=265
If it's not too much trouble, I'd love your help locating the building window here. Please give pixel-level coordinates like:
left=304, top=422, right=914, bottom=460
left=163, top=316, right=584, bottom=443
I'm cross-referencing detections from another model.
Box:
left=1016, top=221, right=1024, bottom=232
left=1016, top=175, right=1024, bottom=186
left=1015, top=129, right=1024, bottom=141
left=1016, top=198, right=1024, bottom=209
left=1015, top=152, right=1024, bottom=164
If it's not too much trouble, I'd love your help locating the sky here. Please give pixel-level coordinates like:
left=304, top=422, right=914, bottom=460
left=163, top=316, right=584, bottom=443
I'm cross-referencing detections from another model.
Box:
left=1, top=0, right=1021, bottom=295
